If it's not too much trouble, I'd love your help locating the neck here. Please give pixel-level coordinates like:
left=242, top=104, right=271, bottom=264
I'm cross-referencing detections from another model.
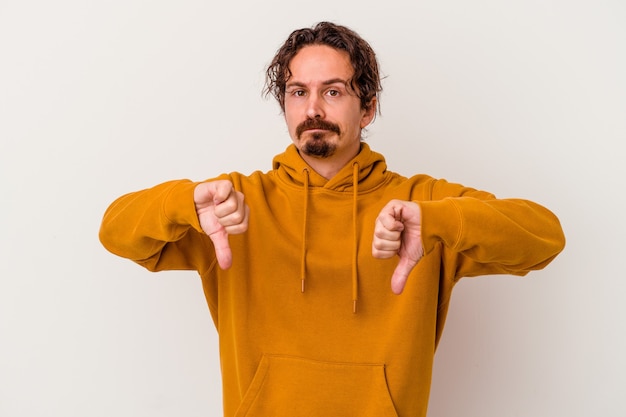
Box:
left=300, top=156, right=347, bottom=180
left=299, top=143, right=361, bottom=180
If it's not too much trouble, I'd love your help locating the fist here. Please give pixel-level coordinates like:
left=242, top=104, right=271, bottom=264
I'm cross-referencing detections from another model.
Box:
left=372, top=200, right=424, bottom=294
left=194, top=180, right=249, bottom=269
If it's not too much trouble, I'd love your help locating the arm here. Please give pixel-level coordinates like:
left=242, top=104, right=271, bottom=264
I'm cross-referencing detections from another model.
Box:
left=99, top=179, right=248, bottom=272
left=373, top=184, right=566, bottom=293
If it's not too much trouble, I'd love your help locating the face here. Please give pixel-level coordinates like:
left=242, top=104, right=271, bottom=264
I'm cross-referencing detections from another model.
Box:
left=284, top=45, right=376, bottom=168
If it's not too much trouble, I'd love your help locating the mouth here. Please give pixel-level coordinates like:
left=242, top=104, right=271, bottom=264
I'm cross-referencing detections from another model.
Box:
left=303, top=128, right=329, bottom=134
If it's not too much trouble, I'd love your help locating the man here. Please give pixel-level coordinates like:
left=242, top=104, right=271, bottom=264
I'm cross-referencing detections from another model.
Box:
left=100, top=21, right=565, bottom=417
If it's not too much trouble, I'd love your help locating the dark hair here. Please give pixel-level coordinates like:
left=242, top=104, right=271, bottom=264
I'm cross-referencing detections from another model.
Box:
left=264, top=22, right=382, bottom=114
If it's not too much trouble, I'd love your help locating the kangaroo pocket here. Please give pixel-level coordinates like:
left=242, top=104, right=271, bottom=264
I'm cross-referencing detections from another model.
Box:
left=235, top=355, right=399, bottom=417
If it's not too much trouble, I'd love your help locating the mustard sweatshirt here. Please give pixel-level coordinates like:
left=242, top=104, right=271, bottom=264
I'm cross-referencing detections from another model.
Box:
left=99, top=143, right=565, bottom=417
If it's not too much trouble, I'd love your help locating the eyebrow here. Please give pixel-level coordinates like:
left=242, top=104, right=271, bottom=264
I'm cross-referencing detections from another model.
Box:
left=286, top=78, right=350, bottom=89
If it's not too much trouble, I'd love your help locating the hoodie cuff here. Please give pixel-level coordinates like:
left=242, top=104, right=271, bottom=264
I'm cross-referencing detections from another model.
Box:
left=163, top=180, right=204, bottom=233
left=418, top=199, right=463, bottom=254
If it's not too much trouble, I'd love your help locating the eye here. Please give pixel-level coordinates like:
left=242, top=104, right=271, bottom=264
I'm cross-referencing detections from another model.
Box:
left=327, top=89, right=340, bottom=97
left=290, top=89, right=306, bottom=97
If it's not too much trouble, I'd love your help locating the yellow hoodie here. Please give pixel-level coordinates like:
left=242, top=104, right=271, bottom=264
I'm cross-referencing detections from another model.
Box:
left=99, top=143, right=565, bottom=417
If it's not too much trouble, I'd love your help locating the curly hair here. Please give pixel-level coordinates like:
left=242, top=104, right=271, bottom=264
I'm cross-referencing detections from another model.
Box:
left=264, top=22, right=382, bottom=114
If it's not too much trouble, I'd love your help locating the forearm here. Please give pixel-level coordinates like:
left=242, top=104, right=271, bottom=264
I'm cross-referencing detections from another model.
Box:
left=99, top=180, right=203, bottom=268
left=420, top=196, right=565, bottom=276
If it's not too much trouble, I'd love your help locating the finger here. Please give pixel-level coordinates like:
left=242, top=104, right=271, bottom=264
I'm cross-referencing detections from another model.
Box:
left=216, top=193, right=248, bottom=227
left=194, top=182, right=215, bottom=209
left=390, top=255, right=417, bottom=294
left=372, top=237, right=401, bottom=258
left=212, top=181, right=234, bottom=205
left=373, top=223, right=402, bottom=241
left=372, top=247, right=399, bottom=259
left=373, top=227, right=402, bottom=246
left=223, top=204, right=250, bottom=235
left=372, top=216, right=402, bottom=258
left=208, top=229, right=233, bottom=269
left=378, top=210, right=405, bottom=232
left=373, top=210, right=401, bottom=236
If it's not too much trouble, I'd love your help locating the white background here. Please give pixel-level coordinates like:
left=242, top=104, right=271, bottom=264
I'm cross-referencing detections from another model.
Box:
left=1, top=0, right=625, bottom=416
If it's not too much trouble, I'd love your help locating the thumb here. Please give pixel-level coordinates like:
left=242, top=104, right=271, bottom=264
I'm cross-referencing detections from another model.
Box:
left=390, top=255, right=418, bottom=294
left=208, top=229, right=233, bottom=269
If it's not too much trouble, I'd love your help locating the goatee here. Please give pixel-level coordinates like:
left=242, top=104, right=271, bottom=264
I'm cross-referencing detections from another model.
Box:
left=296, top=118, right=341, bottom=158
left=302, top=133, right=336, bottom=158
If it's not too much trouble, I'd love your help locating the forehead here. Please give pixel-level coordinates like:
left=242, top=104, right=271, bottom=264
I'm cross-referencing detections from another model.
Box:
left=288, top=45, right=354, bottom=82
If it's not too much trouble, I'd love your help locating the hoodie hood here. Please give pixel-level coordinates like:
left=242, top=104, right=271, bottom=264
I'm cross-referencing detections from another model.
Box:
left=271, top=142, right=391, bottom=312
left=272, top=142, right=389, bottom=192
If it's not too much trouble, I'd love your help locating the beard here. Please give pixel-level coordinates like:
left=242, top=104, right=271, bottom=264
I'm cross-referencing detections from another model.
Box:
left=301, top=132, right=335, bottom=157
left=296, top=118, right=341, bottom=158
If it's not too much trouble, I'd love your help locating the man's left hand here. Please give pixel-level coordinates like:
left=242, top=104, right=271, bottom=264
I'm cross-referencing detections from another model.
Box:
left=372, top=200, right=424, bottom=294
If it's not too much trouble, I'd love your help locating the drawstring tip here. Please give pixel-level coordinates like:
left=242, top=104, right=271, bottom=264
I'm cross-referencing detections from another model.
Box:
left=301, top=279, right=305, bottom=293
left=352, top=300, right=357, bottom=314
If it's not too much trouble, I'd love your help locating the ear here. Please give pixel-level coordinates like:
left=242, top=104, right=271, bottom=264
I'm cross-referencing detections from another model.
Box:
left=360, top=97, right=377, bottom=128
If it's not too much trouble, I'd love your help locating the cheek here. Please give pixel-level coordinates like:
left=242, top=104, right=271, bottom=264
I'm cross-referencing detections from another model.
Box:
left=284, top=109, right=295, bottom=126
left=350, top=111, right=366, bottom=130
left=284, top=114, right=299, bottom=138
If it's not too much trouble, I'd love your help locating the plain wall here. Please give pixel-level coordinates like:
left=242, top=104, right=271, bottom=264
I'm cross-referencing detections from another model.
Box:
left=1, top=0, right=625, bottom=416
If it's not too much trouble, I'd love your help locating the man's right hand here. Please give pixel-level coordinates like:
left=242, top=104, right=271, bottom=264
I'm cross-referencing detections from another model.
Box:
left=194, top=180, right=249, bottom=269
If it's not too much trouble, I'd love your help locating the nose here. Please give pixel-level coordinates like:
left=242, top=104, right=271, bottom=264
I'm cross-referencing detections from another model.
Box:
left=305, top=93, right=325, bottom=119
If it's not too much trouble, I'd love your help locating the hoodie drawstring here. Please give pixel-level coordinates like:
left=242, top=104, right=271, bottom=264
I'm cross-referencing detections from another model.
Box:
left=299, top=165, right=360, bottom=314
left=352, top=162, right=359, bottom=313
left=301, top=168, right=309, bottom=294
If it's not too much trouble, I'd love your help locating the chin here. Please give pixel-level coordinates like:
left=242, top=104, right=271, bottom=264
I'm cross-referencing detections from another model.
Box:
left=301, top=138, right=335, bottom=158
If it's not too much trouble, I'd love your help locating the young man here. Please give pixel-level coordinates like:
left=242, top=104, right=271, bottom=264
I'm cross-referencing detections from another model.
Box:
left=100, top=22, right=565, bottom=417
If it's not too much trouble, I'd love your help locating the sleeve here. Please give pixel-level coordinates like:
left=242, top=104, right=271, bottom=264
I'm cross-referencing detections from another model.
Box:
left=98, top=179, right=217, bottom=273
left=418, top=179, right=566, bottom=281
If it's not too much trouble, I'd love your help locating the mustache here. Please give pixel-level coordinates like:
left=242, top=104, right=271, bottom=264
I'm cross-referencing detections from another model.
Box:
left=296, top=118, right=341, bottom=138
